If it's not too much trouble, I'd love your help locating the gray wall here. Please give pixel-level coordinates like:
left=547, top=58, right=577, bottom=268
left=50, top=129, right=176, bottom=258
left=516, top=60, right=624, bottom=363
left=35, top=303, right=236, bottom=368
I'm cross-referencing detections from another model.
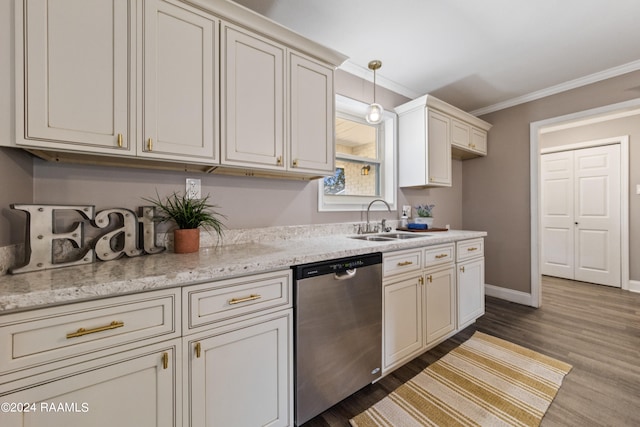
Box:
left=466, top=70, right=640, bottom=293
left=540, top=114, right=640, bottom=281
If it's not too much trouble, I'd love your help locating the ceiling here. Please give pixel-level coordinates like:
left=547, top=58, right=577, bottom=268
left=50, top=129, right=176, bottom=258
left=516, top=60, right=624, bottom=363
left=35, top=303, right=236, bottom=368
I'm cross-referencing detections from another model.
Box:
left=231, top=0, right=640, bottom=114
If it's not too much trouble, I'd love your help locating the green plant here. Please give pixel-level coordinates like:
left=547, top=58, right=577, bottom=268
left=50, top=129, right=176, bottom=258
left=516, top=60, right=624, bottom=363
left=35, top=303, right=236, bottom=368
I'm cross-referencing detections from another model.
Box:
left=143, top=191, right=226, bottom=237
left=415, top=203, right=435, bottom=218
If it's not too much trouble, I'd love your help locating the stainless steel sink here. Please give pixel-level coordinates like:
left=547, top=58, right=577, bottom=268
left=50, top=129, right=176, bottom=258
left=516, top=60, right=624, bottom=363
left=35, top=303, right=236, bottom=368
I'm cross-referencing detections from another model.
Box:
left=349, top=235, right=396, bottom=241
left=348, top=232, right=431, bottom=241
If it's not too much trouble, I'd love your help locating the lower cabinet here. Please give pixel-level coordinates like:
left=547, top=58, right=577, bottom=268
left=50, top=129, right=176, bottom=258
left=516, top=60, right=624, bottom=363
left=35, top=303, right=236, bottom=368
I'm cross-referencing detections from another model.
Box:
left=184, top=310, right=293, bottom=427
left=424, top=265, right=456, bottom=345
left=0, top=340, right=181, bottom=427
left=457, top=257, right=485, bottom=329
left=383, top=274, right=424, bottom=370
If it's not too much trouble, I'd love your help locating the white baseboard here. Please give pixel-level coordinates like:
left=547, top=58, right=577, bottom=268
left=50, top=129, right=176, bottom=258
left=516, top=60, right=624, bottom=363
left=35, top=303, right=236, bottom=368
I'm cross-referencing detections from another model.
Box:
left=629, top=280, right=640, bottom=293
left=484, top=283, right=534, bottom=307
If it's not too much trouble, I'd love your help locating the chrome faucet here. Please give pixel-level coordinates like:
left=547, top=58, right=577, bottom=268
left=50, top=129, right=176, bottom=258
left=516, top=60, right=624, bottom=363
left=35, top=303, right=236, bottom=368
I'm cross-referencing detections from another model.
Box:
left=365, top=199, right=391, bottom=233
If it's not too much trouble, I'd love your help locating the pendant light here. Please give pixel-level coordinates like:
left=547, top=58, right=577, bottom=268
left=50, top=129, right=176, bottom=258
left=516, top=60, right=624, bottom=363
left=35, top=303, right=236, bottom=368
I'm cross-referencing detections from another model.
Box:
left=365, top=60, right=384, bottom=124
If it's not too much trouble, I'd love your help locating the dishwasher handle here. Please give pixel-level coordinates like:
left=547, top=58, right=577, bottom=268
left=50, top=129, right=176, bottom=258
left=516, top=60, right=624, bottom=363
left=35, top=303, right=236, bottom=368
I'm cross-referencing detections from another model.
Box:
left=334, top=269, right=357, bottom=280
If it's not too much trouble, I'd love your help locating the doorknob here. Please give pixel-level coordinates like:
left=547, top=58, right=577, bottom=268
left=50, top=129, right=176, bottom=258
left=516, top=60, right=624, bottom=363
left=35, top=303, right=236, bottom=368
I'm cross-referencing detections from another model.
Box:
left=574, top=222, right=578, bottom=225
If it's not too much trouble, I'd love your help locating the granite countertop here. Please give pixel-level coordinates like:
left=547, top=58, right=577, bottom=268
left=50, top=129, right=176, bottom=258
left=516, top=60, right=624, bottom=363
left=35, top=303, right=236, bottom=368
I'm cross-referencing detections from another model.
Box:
left=0, top=229, right=486, bottom=314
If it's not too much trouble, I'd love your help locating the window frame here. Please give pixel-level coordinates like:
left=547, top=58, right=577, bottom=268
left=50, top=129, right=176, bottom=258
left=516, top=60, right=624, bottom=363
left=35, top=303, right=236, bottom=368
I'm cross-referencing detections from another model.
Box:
left=318, top=95, right=397, bottom=212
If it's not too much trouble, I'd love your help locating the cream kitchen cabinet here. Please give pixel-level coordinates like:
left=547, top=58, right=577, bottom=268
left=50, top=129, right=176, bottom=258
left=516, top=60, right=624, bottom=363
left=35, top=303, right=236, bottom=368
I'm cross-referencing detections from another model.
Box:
left=451, top=118, right=488, bottom=159
left=15, top=0, right=134, bottom=155
left=182, top=270, right=293, bottom=427
left=221, top=23, right=335, bottom=176
left=141, top=0, right=219, bottom=163
left=382, top=244, right=456, bottom=373
left=396, top=106, right=452, bottom=187
left=10, top=0, right=346, bottom=176
left=396, top=95, right=492, bottom=187
left=456, top=238, right=485, bottom=329
left=0, top=289, right=181, bottom=427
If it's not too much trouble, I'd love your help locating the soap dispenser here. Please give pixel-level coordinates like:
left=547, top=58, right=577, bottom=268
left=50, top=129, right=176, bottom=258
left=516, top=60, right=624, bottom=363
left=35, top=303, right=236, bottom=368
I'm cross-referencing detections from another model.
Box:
left=400, top=207, right=408, bottom=228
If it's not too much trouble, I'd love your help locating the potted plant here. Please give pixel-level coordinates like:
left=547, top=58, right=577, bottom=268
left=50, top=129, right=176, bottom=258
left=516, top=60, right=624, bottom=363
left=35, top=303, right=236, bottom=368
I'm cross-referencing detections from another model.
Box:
left=414, top=203, right=435, bottom=228
left=144, top=191, right=225, bottom=254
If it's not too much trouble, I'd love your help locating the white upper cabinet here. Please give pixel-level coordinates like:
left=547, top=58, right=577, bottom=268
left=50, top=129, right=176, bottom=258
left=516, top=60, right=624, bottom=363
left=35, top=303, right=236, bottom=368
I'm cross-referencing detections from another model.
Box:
left=289, top=52, right=335, bottom=174
left=221, top=24, right=285, bottom=170
left=142, top=0, right=219, bottom=163
left=396, top=95, right=492, bottom=187
left=18, top=0, right=132, bottom=154
left=11, top=0, right=347, bottom=177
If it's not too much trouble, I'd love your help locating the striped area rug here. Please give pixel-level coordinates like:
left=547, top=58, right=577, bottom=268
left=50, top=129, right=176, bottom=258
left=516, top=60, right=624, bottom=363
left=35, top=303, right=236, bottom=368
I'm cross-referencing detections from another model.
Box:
left=350, top=332, right=572, bottom=427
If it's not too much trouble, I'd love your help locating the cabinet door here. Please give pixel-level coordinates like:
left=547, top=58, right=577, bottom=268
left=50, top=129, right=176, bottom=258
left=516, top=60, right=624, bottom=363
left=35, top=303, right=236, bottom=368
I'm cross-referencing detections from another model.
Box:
left=222, top=24, right=285, bottom=170
left=426, top=110, right=452, bottom=186
left=383, top=275, right=424, bottom=372
left=450, top=118, right=470, bottom=150
left=457, top=257, right=485, bottom=329
left=143, top=0, right=218, bottom=162
left=0, top=341, right=180, bottom=427
left=425, top=266, right=456, bottom=345
left=21, top=0, right=131, bottom=153
left=471, top=127, right=487, bottom=155
left=289, top=53, right=334, bottom=174
left=186, top=311, right=292, bottom=427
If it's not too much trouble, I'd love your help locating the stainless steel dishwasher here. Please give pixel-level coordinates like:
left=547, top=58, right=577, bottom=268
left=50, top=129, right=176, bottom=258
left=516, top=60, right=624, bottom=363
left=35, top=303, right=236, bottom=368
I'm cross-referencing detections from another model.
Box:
left=293, top=252, right=382, bottom=426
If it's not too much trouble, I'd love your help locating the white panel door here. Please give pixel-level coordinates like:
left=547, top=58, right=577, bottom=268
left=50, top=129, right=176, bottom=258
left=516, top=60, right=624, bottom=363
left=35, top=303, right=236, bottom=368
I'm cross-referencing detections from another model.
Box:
left=541, top=145, right=621, bottom=287
left=424, top=266, right=456, bottom=345
left=457, top=258, right=485, bottom=329
left=143, top=0, right=218, bottom=162
left=541, top=151, right=575, bottom=279
left=574, top=145, right=621, bottom=286
left=22, top=0, right=131, bottom=153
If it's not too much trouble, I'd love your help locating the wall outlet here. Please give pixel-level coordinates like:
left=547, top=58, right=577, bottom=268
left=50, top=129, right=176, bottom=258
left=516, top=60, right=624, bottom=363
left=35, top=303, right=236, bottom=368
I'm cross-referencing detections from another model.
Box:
left=186, top=178, right=201, bottom=199
left=402, top=205, right=411, bottom=217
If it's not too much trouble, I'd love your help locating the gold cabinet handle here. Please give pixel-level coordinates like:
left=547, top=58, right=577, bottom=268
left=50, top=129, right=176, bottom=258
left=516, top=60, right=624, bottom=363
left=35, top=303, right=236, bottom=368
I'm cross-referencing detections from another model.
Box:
left=435, top=254, right=448, bottom=259
left=428, top=275, right=433, bottom=283
left=195, top=342, right=201, bottom=358
left=460, top=266, right=465, bottom=273
left=292, top=159, right=298, bottom=167
left=228, top=294, right=261, bottom=305
left=418, top=276, right=424, bottom=285
left=147, top=138, right=153, bottom=151
left=162, top=352, right=169, bottom=369
left=66, top=321, right=124, bottom=339
left=117, top=133, right=123, bottom=148
left=276, top=156, right=282, bottom=165
left=397, top=261, right=413, bottom=266
left=467, top=247, right=478, bottom=252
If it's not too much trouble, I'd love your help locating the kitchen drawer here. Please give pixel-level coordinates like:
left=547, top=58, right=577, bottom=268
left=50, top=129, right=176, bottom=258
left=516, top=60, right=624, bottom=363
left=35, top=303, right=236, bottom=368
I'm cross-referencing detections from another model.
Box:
left=0, top=288, right=180, bottom=375
left=183, top=270, right=292, bottom=332
left=383, top=249, right=422, bottom=278
left=456, top=238, right=484, bottom=262
left=423, top=243, right=455, bottom=268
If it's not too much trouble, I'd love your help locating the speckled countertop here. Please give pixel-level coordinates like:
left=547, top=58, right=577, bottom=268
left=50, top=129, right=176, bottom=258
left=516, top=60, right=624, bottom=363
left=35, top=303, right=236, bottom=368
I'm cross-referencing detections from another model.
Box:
left=0, top=227, right=486, bottom=313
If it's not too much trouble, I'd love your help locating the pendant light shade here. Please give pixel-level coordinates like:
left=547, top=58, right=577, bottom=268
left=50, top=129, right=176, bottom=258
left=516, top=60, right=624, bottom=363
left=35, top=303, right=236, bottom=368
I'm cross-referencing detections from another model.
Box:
left=365, top=60, right=384, bottom=124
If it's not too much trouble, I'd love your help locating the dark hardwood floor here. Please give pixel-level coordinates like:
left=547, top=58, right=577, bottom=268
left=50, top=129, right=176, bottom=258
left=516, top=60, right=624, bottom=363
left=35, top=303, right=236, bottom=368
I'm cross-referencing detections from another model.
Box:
left=301, top=276, right=640, bottom=426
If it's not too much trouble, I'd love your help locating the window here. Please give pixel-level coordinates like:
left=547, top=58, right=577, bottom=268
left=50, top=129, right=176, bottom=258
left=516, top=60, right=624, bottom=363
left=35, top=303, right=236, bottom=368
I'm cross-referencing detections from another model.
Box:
left=318, top=95, right=396, bottom=211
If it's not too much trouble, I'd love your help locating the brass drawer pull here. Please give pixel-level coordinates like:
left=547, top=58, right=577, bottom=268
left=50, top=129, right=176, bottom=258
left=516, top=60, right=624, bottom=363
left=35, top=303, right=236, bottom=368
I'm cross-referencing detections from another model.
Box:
left=418, top=276, right=424, bottom=285
left=162, top=352, right=169, bottom=369
left=147, top=138, right=153, bottom=151
left=397, top=261, right=413, bottom=266
left=460, top=266, right=465, bottom=273
left=117, top=133, right=123, bottom=148
left=228, top=294, right=261, bottom=305
left=427, top=275, right=433, bottom=283
left=195, top=342, right=201, bottom=358
left=292, top=159, right=299, bottom=167
left=66, top=321, right=124, bottom=339
left=435, top=254, right=448, bottom=259
left=467, top=247, right=478, bottom=252
left=277, top=156, right=282, bottom=165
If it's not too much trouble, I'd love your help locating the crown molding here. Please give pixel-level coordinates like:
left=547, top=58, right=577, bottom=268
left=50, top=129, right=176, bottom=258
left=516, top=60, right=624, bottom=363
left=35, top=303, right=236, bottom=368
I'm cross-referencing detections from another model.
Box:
left=470, top=59, right=640, bottom=116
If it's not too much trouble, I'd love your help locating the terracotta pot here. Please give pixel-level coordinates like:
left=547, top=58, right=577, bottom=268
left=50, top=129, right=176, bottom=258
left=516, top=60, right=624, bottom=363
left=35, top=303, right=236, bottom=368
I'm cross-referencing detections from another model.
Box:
left=173, top=228, right=200, bottom=254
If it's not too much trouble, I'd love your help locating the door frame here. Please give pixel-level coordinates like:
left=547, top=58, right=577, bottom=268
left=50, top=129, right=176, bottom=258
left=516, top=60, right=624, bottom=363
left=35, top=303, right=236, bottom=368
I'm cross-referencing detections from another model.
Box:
left=530, top=99, right=638, bottom=307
